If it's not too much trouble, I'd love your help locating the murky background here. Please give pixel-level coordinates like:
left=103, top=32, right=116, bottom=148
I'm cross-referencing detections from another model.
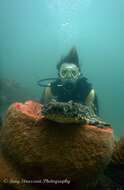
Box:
left=0, top=0, right=123, bottom=136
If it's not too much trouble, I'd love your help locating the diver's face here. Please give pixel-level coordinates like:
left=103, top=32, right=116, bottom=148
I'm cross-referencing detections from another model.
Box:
left=59, top=63, right=80, bottom=82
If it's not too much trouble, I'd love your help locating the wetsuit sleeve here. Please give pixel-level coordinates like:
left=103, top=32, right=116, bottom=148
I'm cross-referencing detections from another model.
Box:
left=85, top=89, right=99, bottom=115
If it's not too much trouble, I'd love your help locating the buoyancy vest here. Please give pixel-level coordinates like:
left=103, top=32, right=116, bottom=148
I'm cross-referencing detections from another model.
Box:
left=50, top=77, right=92, bottom=104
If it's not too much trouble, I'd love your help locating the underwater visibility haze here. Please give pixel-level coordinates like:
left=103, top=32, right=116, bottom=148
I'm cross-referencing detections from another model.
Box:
left=0, top=0, right=124, bottom=136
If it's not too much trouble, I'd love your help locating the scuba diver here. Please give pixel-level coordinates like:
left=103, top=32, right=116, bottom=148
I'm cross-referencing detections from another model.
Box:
left=38, top=47, right=99, bottom=115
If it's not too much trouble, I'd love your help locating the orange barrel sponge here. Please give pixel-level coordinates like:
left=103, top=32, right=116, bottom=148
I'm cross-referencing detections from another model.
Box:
left=0, top=100, right=114, bottom=190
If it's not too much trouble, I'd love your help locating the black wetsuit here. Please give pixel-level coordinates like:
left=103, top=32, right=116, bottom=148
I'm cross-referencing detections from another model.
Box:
left=50, top=76, right=99, bottom=114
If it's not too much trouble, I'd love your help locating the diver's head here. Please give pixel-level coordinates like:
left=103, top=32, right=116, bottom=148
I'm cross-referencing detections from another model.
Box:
left=57, top=47, right=81, bottom=84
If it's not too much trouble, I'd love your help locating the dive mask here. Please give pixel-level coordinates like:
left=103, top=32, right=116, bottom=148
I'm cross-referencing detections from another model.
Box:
left=59, top=63, right=80, bottom=82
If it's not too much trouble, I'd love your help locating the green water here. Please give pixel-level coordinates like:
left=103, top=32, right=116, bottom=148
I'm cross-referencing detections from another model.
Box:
left=0, top=0, right=123, bottom=136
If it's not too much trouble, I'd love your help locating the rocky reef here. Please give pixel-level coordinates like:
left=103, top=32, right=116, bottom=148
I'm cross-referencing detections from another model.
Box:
left=0, top=117, right=2, bottom=128
left=0, top=78, right=36, bottom=119
left=0, top=100, right=116, bottom=190
left=103, top=138, right=124, bottom=189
